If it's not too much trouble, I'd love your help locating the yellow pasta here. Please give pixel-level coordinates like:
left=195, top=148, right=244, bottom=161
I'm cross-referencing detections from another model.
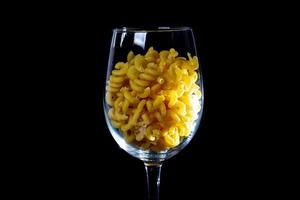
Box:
left=128, top=66, right=139, bottom=79
left=173, top=100, right=186, bottom=116
left=142, top=113, right=151, bottom=125
left=154, top=111, right=163, bottom=122
left=153, top=95, right=165, bottom=109
left=105, top=92, right=114, bottom=106
left=130, top=80, right=144, bottom=92
left=163, top=127, right=180, bottom=147
left=157, top=76, right=164, bottom=84
left=124, top=90, right=138, bottom=104
left=110, top=75, right=125, bottom=83
left=159, top=103, right=167, bottom=117
left=168, top=111, right=181, bottom=123
left=134, top=79, right=150, bottom=87
left=138, top=87, right=150, bottom=98
left=108, top=108, right=128, bottom=121
left=111, top=120, right=122, bottom=128
left=167, top=91, right=178, bottom=108
left=147, top=62, right=157, bottom=69
left=151, top=84, right=161, bottom=94
left=106, top=86, right=119, bottom=93
left=108, top=81, right=122, bottom=88
left=139, top=73, right=156, bottom=81
left=122, top=99, right=129, bottom=114
left=123, top=131, right=135, bottom=143
left=105, top=47, right=202, bottom=151
left=146, top=100, right=154, bottom=112
left=127, top=51, right=135, bottom=62
left=115, top=62, right=126, bottom=69
left=170, top=48, right=179, bottom=57
left=145, top=47, right=159, bottom=62
left=145, top=67, right=160, bottom=76
left=146, top=127, right=155, bottom=141
left=134, top=55, right=146, bottom=72
left=112, top=68, right=127, bottom=76
left=131, top=99, right=146, bottom=124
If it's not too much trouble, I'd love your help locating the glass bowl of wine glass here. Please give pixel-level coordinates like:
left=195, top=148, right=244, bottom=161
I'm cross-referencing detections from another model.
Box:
left=103, top=26, right=204, bottom=200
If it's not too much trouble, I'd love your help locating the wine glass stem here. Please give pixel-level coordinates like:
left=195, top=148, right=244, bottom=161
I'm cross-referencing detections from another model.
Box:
left=144, top=163, right=162, bottom=200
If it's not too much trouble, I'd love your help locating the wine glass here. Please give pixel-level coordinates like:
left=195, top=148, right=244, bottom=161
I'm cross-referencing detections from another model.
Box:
left=103, top=27, right=204, bottom=200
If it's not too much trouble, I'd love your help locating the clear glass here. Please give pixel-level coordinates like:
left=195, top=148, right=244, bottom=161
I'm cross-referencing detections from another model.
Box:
left=103, top=27, right=204, bottom=200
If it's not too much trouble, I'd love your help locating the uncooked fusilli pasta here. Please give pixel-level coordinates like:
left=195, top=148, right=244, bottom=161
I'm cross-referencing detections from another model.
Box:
left=106, top=47, right=202, bottom=151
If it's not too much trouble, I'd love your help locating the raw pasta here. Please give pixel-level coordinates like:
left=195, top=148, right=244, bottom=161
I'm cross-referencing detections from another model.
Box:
left=106, top=47, right=202, bottom=151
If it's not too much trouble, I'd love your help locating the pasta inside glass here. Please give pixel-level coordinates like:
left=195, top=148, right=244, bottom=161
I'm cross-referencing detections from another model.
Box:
left=103, top=27, right=204, bottom=200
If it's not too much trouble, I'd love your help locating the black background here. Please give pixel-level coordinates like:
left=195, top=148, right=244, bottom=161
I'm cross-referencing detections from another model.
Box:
left=9, top=2, right=287, bottom=199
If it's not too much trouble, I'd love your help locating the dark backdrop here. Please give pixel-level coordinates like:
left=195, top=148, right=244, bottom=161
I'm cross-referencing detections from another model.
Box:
left=11, top=3, right=283, bottom=199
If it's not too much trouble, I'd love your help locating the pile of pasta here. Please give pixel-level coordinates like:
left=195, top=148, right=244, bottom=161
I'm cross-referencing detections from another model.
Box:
left=106, top=47, right=202, bottom=151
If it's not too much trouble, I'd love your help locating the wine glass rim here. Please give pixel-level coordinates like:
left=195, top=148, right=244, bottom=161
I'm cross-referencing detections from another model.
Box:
left=113, top=26, right=193, bottom=32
